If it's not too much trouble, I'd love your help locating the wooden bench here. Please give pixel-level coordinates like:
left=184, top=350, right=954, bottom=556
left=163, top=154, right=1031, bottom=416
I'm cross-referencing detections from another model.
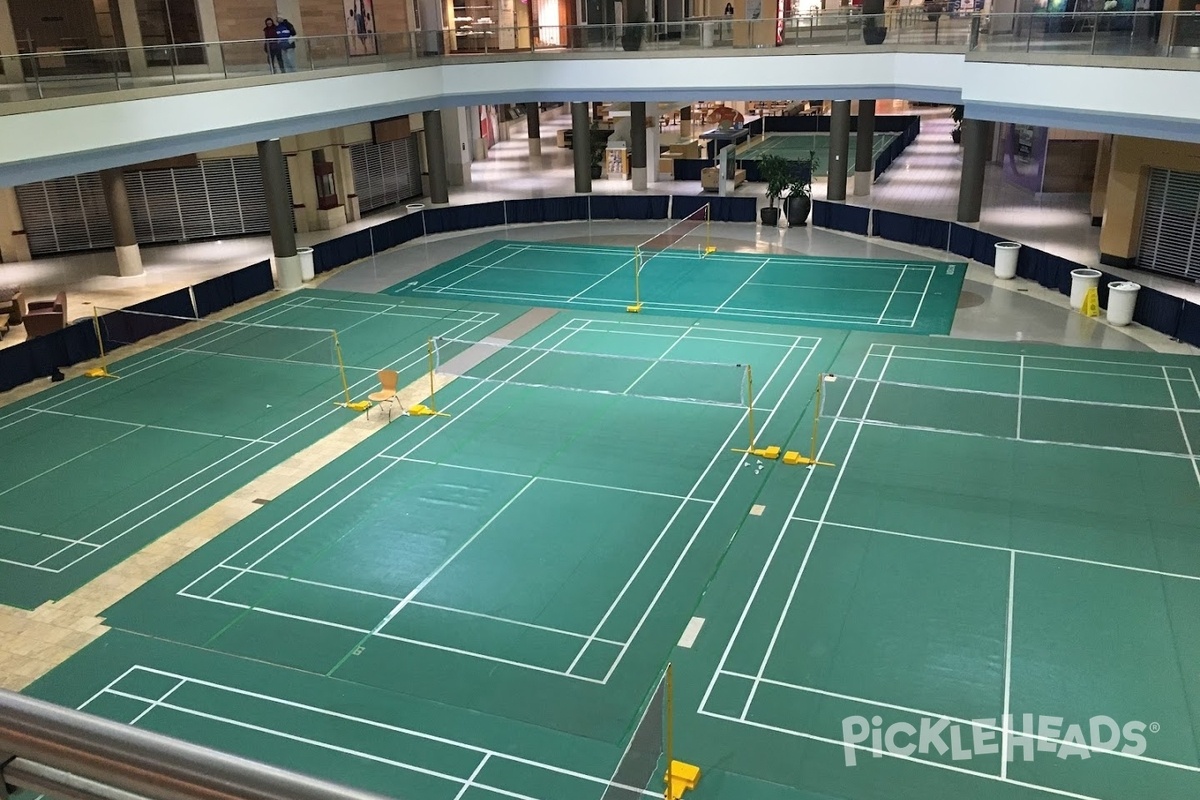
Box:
left=700, top=167, right=746, bottom=192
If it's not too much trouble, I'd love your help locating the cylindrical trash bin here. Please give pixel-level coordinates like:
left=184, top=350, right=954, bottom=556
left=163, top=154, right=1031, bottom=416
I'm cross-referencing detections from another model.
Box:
left=701, top=21, right=715, bottom=47
left=1107, top=281, right=1140, bottom=327
left=994, top=242, right=1020, bottom=280
left=406, top=203, right=425, bottom=214
left=298, top=246, right=315, bottom=282
left=1069, top=268, right=1101, bottom=310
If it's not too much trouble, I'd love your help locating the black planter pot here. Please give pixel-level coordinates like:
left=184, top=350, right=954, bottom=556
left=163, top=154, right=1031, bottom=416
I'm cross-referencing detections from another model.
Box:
left=760, top=206, right=780, bottom=227
left=590, top=164, right=602, bottom=179
left=786, top=195, right=811, bottom=227
left=622, top=28, right=643, bottom=51
left=951, top=127, right=962, bottom=145
left=863, top=25, right=888, bottom=45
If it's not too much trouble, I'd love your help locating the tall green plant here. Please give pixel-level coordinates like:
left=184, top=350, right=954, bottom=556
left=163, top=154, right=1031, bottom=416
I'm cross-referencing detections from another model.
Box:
left=758, top=155, right=793, bottom=210
left=789, top=150, right=819, bottom=198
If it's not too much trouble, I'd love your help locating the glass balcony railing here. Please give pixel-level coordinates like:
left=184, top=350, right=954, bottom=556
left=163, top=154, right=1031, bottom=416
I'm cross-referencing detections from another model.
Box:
left=0, top=9, right=1193, bottom=106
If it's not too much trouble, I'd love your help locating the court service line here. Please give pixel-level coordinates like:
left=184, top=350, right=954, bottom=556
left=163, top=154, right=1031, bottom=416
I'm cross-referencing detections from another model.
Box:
left=905, top=261, right=937, bottom=329
left=0, top=426, right=142, bottom=500
left=39, top=312, right=496, bottom=573
left=0, top=523, right=100, bottom=548
left=128, top=678, right=187, bottom=727
left=191, top=323, right=594, bottom=624
left=567, top=254, right=638, bottom=302
left=699, top=710, right=1105, bottom=800
left=1162, top=365, right=1200, bottom=491
left=566, top=316, right=820, bottom=342
left=876, top=265, right=907, bottom=324
left=24, top=408, right=275, bottom=444
left=1016, top=355, right=1025, bottom=439
left=714, top=259, right=770, bottom=313
left=413, top=244, right=526, bottom=288
left=106, top=667, right=660, bottom=798
left=434, top=245, right=532, bottom=294
left=1001, top=550, right=1015, bottom=779
left=623, top=327, right=693, bottom=395
left=874, top=351, right=1183, bottom=383
left=208, top=563, right=625, bottom=645
left=891, top=341, right=1189, bottom=372
left=391, top=456, right=715, bottom=504
left=582, top=334, right=819, bottom=682
left=739, top=345, right=894, bottom=718
left=719, top=667, right=1200, bottom=776
left=697, top=343, right=877, bottom=715
left=792, top=516, right=1200, bottom=583
left=453, top=754, right=491, bottom=800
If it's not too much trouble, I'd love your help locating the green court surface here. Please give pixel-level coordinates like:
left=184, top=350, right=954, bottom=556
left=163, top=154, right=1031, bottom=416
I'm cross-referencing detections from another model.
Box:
left=734, top=133, right=898, bottom=173
left=384, top=241, right=966, bottom=334
left=25, top=313, right=1200, bottom=800
left=0, top=290, right=522, bottom=609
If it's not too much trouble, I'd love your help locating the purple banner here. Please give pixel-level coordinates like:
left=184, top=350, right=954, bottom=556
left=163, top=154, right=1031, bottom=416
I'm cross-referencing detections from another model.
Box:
left=1002, top=123, right=1049, bottom=193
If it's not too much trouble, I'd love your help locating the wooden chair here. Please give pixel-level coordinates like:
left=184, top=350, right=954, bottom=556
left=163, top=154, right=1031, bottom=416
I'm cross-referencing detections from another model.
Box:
left=367, top=369, right=402, bottom=421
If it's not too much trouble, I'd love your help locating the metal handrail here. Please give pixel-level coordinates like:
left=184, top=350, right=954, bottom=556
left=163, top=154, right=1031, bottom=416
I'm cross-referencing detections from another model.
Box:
left=0, top=689, right=395, bottom=800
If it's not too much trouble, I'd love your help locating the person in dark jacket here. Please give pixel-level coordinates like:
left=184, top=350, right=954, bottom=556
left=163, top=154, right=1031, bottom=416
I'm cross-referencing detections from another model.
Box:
left=263, top=18, right=284, bottom=73
left=275, top=17, right=298, bottom=72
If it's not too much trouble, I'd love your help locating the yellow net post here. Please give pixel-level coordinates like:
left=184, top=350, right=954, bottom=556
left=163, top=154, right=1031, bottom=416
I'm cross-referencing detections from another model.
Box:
left=410, top=337, right=450, bottom=417
left=732, top=365, right=780, bottom=460
left=84, top=307, right=115, bottom=379
left=334, top=330, right=370, bottom=411
left=782, top=372, right=836, bottom=468
left=627, top=248, right=644, bottom=313
left=702, top=204, right=715, bottom=257
left=663, top=662, right=674, bottom=800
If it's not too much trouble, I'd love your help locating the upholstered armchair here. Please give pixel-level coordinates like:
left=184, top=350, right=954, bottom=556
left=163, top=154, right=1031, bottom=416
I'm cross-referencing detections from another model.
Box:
left=24, top=292, right=67, bottom=338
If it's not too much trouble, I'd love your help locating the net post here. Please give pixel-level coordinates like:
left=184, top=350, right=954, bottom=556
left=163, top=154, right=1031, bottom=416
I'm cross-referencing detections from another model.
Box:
left=84, top=307, right=114, bottom=379
left=745, top=365, right=756, bottom=451
left=332, top=330, right=366, bottom=411
left=409, top=337, right=449, bottom=417
left=808, top=372, right=824, bottom=461
left=427, top=337, right=437, bottom=412
left=627, top=248, right=643, bottom=313
left=704, top=204, right=712, bottom=256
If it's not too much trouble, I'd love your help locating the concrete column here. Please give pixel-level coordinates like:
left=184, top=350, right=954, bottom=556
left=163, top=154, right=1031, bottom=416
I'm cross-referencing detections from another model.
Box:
left=113, top=0, right=149, bottom=74
left=956, top=118, right=988, bottom=224
left=525, top=102, right=542, bottom=158
left=418, top=0, right=446, bottom=53
left=284, top=149, right=311, bottom=234
left=257, top=139, right=302, bottom=290
left=334, top=144, right=360, bottom=222
left=100, top=168, right=144, bottom=278
left=0, top=0, right=24, bottom=81
left=571, top=101, right=592, bottom=194
left=827, top=100, right=851, bottom=202
left=1090, top=134, right=1113, bottom=227
left=0, top=187, right=31, bottom=263
left=630, top=102, right=647, bottom=190
left=423, top=109, right=450, bottom=205
left=441, top=107, right=472, bottom=188
left=680, top=104, right=692, bottom=139
left=854, top=98, right=876, bottom=197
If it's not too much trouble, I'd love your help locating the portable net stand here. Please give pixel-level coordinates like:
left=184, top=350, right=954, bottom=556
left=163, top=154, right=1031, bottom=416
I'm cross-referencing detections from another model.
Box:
left=600, top=664, right=700, bottom=800
left=410, top=338, right=450, bottom=417
left=628, top=205, right=715, bottom=313
left=782, top=372, right=838, bottom=468
left=729, top=364, right=784, bottom=460
left=89, top=307, right=360, bottom=410
left=84, top=307, right=118, bottom=379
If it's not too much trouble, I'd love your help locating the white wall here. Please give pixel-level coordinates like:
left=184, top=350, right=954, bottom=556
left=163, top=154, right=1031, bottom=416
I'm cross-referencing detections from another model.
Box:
left=1, top=51, right=1197, bottom=185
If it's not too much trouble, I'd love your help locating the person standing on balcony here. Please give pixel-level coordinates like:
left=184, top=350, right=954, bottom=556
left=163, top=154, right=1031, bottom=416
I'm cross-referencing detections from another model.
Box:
left=275, top=17, right=298, bottom=72
left=263, top=17, right=285, bottom=73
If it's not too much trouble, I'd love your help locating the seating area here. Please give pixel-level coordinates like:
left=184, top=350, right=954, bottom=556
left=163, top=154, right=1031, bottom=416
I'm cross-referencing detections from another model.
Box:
left=23, top=292, right=67, bottom=339
left=701, top=166, right=747, bottom=191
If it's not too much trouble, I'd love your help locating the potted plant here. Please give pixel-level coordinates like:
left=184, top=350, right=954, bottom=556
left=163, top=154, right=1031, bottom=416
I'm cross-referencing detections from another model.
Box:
left=862, top=0, right=887, bottom=44
left=590, top=128, right=612, bottom=179
left=950, top=105, right=964, bottom=144
left=758, top=154, right=792, bottom=227
left=785, top=151, right=819, bottom=227
left=623, top=5, right=646, bottom=51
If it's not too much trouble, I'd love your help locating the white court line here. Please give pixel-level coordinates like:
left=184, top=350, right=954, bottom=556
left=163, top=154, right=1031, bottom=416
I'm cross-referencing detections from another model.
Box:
left=413, top=244, right=524, bottom=288
left=0, top=426, right=141, bottom=499
left=719, top=668, right=1200, bottom=776
left=366, top=479, right=538, bottom=636
left=739, top=344, right=894, bottom=718
left=714, top=259, right=770, bottom=313
left=209, top=563, right=625, bottom=645
left=891, top=342, right=1191, bottom=372
left=77, top=666, right=138, bottom=711
left=392, top=456, right=715, bottom=504
left=0, top=523, right=100, bottom=548
left=434, top=245, right=532, bottom=293
left=821, top=415, right=1198, bottom=461
left=569, top=316, right=819, bottom=342
left=1163, top=365, right=1200, bottom=491
left=623, top=327, right=692, bottom=395
left=453, top=754, right=491, bottom=800
left=1017, top=355, right=1025, bottom=440
left=23, top=408, right=275, bottom=444
left=1001, top=550, right=1015, bottom=779
left=588, top=334, right=819, bottom=683
left=881, top=352, right=1187, bottom=383
left=906, top=260, right=937, bottom=328
left=507, top=243, right=940, bottom=271
left=33, top=311, right=494, bottom=573
left=699, top=709, right=1103, bottom=800
left=876, top=265, right=906, bottom=324
left=567, top=254, right=638, bottom=302
left=105, top=666, right=659, bottom=798
left=697, top=343, right=876, bottom=715
left=746, top=281, right=927, bottom=295
left=128, top=678, right=187, bottom=726
left=791, top=516, right=1200, bottom=583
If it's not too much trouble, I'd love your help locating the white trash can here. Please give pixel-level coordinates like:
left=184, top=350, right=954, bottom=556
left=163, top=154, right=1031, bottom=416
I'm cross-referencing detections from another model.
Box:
left=406, top=203, right=425, bottom=215
left=1068, top=268, right=1101, bottom=310
left=994, top=242, right=1020, bottom=280
left=1106, top=281, right=1140, bottom=327
left=298, top=246, right=315, bottom=282
left=701, top=21, right=715, bottom=47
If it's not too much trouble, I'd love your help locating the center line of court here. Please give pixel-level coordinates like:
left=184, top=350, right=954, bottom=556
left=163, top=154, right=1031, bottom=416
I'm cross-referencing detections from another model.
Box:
left=715, top=259, right=771, bottom=313
left=876, top=265, right=907, bottom=324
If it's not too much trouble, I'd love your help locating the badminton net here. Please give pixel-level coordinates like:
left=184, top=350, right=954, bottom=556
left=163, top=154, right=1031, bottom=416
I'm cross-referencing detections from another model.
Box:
left=629, top=205, right=713, bottom=311
left=601, top=665, right=669, bottom=800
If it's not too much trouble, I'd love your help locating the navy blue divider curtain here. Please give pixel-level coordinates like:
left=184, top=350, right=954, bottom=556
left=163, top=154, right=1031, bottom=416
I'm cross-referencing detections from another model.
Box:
left=0, top=321, right=99, bottom=392
left=1177, top=303, right=1200, bottom=347
left=812, top=199, right=832, bottom=228
left=230, top=260, right=275, bottom=304
left=193, top=273, right=237, bottom=318
left=102, top=287, right=197, bottom=351
left=373, top=214, right=423, bottom=252
left=590, top=195, right=669, bottom=220
left=1133, top=288, right=1186, bottom=338
left=504, top=197, right=589, bottom=224
left=671, top=195, right=756, bottom=223
left=128, top=287, right=195, bottom=319
left=817, top=203, right=870, bottom=236
left=748, top=117, right=764, bottom=137
left=872, top=210, right=950, bottom=250
left=424, top=201, right=507, bottom=235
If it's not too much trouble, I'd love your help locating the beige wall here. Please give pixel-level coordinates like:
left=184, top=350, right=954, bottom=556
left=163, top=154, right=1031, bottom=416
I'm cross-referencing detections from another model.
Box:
left=1099, top=135, right=1200, bottom=261
left=0, top=187, right=31, bottom=263
left=213, top=0, right=278, bottom=42
left=1090, top=134, right=1112, bottom=223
